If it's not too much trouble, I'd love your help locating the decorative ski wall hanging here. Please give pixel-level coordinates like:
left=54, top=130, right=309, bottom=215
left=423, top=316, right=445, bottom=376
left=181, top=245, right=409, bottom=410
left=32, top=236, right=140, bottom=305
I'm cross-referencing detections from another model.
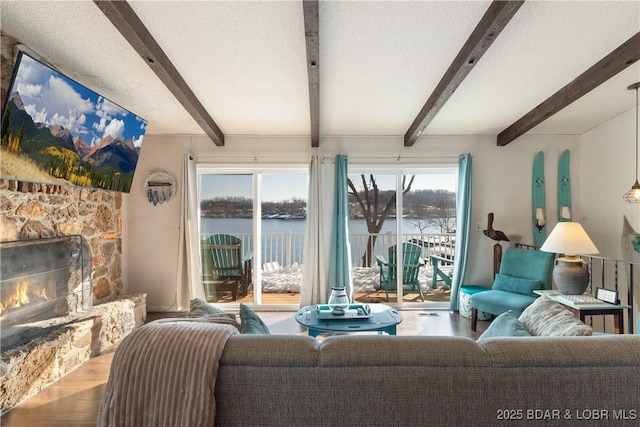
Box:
left=532, top=151, right=546, bottom=248
left=557, top=149, right=572, bottom=222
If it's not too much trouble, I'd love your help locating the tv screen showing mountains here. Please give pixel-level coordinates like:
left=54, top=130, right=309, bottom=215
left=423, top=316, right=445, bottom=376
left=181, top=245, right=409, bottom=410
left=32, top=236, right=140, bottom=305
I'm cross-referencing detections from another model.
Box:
left=1, top=52, right=147, bottom=193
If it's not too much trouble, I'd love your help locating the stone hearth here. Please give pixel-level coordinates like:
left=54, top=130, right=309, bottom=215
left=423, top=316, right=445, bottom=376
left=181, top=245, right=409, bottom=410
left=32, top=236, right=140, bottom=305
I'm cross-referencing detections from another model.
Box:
left=0, top=293, right=146, bottom=414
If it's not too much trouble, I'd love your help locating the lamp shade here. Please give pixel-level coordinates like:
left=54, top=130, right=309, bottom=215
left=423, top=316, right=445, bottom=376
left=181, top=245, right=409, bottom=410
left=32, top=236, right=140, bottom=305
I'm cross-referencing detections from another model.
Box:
left=540, top=222, right=599, bottom=256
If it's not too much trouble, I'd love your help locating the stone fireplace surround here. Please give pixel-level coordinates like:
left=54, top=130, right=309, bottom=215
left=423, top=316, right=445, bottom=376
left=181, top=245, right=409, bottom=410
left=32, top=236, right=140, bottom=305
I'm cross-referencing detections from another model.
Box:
left=0, top=179, right=146, bottom=413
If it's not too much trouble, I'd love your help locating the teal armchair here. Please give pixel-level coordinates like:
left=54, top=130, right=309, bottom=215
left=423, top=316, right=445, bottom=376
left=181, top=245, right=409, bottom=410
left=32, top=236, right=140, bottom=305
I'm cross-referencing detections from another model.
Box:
left=469, top=248, right=555, bottom=330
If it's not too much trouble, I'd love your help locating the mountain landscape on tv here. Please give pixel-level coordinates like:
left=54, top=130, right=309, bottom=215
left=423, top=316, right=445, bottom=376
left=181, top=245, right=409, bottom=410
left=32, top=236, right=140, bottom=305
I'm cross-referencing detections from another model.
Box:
left=0, top=53, right=147, bottom=193
left=1, top=92, right=141, bottom=192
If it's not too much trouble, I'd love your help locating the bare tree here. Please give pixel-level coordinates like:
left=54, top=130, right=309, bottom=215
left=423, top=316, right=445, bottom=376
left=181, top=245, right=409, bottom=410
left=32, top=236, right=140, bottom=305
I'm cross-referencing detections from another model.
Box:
left=347, top=174, right=415, bottom=266
left=427, top=190, right=456, bottom=233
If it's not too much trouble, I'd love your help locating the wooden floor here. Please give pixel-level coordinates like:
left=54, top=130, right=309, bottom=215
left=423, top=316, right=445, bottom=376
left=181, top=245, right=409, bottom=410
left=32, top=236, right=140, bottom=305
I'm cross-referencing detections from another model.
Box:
left=1, top=309, right=487, bottom=427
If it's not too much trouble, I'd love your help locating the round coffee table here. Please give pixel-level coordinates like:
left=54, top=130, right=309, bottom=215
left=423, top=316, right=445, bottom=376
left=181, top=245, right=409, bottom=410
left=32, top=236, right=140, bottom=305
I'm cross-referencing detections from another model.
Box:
left=295, top=304, right=402, bottom=337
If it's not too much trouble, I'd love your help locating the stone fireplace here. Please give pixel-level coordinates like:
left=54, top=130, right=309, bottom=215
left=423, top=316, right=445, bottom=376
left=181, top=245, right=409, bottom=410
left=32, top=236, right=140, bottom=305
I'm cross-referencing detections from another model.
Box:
left=0, top=235, right=92, bottom=351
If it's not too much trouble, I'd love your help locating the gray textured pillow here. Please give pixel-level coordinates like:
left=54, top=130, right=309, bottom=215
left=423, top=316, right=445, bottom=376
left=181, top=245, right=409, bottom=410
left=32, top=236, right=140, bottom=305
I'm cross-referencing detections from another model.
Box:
left=479, top=311, right=532, bottom=339
left=189, top=297, right=232, bottom=317
left=519, top=296, right=592, bottom=336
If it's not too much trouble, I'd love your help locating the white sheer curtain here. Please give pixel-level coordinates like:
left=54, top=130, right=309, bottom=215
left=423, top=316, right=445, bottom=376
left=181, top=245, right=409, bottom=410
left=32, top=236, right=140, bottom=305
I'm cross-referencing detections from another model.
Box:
left=300, top=154, right=335, bottom=307
left=177, top=153, right=204, bottom=308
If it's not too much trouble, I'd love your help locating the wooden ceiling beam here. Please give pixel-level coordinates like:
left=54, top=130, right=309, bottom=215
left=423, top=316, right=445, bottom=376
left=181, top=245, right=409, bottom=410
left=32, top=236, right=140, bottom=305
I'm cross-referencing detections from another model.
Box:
left=497, top=31, right=640, bottom=146
left=303, top=0, right=320, bottom=148
left=94, top=0, right=225, bottom=146
left=404, top=0, right=524, bottom=147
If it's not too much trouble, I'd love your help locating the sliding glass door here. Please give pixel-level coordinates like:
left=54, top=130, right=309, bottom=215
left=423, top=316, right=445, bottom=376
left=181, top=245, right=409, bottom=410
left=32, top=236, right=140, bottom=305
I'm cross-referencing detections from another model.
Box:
left=347, top=166, right=457, bottom=307
left=197, top=166, right=307, bottom=308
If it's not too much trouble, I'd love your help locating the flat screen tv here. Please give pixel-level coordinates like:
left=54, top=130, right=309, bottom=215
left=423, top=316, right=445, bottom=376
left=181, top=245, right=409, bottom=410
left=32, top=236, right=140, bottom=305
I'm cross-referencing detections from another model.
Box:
left=1, top=51, right=147, bottom=193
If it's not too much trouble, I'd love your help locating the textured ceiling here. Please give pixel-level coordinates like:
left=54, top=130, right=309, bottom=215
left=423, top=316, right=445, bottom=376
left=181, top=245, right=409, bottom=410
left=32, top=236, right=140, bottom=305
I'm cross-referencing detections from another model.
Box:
left=1, top=0, right=639, bottom=144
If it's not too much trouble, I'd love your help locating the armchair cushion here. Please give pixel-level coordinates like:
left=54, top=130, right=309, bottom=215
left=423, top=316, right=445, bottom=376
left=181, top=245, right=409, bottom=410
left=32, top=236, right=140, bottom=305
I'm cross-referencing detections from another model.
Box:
left=492, top=274, right=542, bottom=297
left=519, top=296, right=592, bottom=336
left=469, top=290, right=536, bottom=317
left=479, top=311, right=532, bottom=339
left=498, top=248, right=555, bottom=290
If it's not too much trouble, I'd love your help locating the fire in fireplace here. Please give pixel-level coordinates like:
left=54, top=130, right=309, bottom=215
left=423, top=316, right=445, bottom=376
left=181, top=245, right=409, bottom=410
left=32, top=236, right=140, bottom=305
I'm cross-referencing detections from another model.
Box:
left=2, top=279, right=52, bottom=313
left=0, top=235, right=92, bottom=351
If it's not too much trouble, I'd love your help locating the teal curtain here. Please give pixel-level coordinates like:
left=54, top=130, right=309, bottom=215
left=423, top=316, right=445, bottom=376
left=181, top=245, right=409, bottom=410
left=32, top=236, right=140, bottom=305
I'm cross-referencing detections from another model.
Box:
left=329, top=154, right=353, bottom=301
left=449, top=153, right=472, bottom=310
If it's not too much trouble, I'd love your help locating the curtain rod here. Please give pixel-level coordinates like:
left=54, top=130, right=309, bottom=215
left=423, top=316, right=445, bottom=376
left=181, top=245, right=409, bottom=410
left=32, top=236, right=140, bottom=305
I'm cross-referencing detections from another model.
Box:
left=194, top=154, right=467, bottom=163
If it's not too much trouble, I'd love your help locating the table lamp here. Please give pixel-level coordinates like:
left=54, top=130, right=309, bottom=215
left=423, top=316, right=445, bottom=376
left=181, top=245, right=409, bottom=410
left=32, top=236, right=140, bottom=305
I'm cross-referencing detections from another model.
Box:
left=539, top=222, right=599, bottom=295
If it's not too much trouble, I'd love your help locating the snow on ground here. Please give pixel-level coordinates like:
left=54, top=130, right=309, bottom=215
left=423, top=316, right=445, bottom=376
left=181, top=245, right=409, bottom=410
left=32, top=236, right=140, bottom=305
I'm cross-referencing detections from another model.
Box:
left=260, top=263, right=450, bottom=297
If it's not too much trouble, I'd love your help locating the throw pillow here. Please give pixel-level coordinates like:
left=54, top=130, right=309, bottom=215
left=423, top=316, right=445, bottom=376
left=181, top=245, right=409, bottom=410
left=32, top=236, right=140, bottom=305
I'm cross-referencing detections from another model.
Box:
left=479, top=311, right=532, bottom=339
left=519, top=296, right=592, bottom=336
left=189, top=297, right=226, bottom=316
left=189, top=297, right=238, bottom=322
left=239, top=303, right=271, bottom=334
left=492, top=274, right=542, bottom=296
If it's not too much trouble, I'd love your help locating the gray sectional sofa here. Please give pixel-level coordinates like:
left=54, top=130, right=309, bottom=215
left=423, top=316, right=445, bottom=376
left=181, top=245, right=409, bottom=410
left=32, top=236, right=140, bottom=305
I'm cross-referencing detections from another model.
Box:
left=215, top=334, right=640, bottom=426
left=99, top=317, right=640, bottom=427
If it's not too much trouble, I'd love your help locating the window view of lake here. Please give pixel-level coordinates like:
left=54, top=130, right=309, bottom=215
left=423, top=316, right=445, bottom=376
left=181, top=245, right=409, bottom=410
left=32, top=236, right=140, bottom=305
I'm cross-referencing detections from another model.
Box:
left=198, top=170, right=457, bottom=306
left=201, top=217, right=450, bottom=269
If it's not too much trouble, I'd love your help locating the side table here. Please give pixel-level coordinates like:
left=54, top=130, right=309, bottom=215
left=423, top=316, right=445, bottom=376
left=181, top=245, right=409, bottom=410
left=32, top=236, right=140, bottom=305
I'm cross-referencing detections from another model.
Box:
left=534, top=290, right=631, bottom=334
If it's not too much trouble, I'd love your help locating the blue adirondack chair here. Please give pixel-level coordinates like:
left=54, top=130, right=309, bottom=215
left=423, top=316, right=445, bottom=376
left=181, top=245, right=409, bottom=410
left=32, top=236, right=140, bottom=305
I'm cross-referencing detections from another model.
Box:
left=376, top=242, right=425, bottom=302
left=201, top=234, right=253, bottom=301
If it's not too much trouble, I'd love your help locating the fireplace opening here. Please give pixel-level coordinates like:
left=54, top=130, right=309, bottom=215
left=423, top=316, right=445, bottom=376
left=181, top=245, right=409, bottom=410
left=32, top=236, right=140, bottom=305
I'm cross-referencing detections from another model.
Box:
left=1, top=235, right=92, bottom=351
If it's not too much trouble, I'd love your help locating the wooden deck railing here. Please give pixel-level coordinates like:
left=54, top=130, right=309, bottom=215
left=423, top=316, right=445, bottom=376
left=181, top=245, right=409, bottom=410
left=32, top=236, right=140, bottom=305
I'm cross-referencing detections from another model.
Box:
left=201, top=232, right=456, bottom=270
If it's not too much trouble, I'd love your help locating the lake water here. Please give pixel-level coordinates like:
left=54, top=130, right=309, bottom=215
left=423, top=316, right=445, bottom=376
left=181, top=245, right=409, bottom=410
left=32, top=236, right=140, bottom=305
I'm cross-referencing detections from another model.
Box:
left=201, top=217, right=443, bottom=235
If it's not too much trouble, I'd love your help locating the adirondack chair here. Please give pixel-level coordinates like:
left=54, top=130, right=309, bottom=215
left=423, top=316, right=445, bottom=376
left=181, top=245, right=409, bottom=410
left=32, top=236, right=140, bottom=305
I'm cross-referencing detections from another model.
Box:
left=429, top=254, right=454, bottom=289
left=201, top=234, right=253, bottom=301
left=376, top=242, right=425, bottom=302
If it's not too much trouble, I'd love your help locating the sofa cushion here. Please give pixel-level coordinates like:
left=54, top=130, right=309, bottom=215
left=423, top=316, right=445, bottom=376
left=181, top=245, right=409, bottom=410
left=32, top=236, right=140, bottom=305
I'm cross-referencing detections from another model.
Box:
left=239, top=303, right=270, bottom=334
left=492, top=274, right=542, bottom=296
left=469, top=290, right=537, bottom=317
left=479, top=311, right=532, bottom=339
left=519, top=296, right=592, bottom=336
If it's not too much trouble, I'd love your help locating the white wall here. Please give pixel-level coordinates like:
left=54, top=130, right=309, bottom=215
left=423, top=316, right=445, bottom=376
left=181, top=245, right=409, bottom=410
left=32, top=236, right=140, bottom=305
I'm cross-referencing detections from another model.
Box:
left=581, top=108, right=639, bottom=331
left=581, top=108, right=640, bottom=258
left=125, top=132, right=581, bottom=310
left=125, top=136, right=190, bottom=310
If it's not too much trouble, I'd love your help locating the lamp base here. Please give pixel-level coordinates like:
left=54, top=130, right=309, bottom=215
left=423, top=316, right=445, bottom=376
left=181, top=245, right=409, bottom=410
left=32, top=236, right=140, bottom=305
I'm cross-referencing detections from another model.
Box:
left=553, top=257, right=589, bottom=295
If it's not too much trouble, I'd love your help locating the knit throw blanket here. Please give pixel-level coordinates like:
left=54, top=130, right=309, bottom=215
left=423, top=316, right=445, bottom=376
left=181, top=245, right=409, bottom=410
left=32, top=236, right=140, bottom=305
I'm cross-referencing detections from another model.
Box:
left=97, top=319, right=237, bottom=427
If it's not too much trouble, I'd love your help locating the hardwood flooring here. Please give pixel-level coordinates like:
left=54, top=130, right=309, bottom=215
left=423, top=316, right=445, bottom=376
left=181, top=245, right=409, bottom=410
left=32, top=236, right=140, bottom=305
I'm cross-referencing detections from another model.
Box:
left=1, top=309, right=487, bottom=427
